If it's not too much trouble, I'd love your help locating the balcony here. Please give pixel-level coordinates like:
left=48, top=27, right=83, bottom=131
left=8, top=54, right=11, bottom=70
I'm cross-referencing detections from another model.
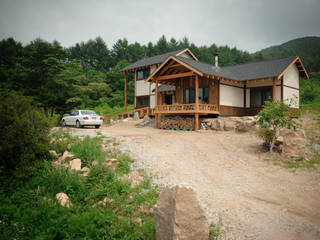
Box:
left=154, top=104, right=219, bottom=115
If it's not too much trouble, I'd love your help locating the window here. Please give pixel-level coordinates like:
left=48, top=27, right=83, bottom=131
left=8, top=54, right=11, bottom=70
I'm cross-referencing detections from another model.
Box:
left=137, top=69, right=150, bottom=80
left=184, top=88, right=209, bottom=104
left=251, top=87, right=272, bottom=107
left=136, top=96, right=149, bottom=107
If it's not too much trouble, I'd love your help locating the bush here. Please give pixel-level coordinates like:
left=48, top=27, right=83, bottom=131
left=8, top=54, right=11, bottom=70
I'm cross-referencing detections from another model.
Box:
left=257, top=129, right=276, bottom=150
left=0, top=90, right=50, bottom=177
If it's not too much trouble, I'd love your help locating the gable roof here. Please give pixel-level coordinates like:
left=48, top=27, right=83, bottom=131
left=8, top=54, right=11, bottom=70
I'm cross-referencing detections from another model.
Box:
left=147, top=55, right=308, bottom=82
left=118, top=48, right=196, bottom=73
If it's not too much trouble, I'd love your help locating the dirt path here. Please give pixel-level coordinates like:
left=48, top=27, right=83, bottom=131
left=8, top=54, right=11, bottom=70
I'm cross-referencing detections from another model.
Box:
left=68, top=121, right=320, bottom=240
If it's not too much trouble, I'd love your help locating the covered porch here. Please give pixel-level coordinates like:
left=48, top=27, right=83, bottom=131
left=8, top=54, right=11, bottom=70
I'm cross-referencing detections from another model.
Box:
left=147, top=57, right=220, bottom=130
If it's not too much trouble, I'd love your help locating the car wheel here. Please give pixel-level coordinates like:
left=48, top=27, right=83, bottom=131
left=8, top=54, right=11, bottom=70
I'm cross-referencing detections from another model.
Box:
left=95, top=125, right=100, bottom=129
left=76, top=120, right=81, bottom=128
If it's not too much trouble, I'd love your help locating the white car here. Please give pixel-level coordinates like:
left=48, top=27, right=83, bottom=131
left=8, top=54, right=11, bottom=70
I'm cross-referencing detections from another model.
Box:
left=62, top=110, right=103, bottom=128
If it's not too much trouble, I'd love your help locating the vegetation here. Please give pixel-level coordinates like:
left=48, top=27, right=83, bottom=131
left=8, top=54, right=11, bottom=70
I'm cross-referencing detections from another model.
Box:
left=255, top=36, right=320, bottom=73
left=257, top=99, right=300, bottom=152
left=0, top=131, right=158, bottom=239
left=0, top=90, right=50, bottom=178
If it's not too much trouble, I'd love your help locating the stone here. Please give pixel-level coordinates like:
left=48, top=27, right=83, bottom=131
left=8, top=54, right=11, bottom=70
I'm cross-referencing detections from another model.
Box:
left=56, top=192, right=72, bottom=207
left=67, top=144, right=71, bottom=151
left=143, top=114, right=151, bottom=123
left=49, top=150, right=58, bottom=158
left=80, top=167, right=90, bottom=176
left=154, top=186, right=209, bottom=240
left=224, top=118, right=236, bottom=131
left=210, top=119, right=224, bottom=131
left=235, top=120, right=247, bottom=132
left=275, top=136, right=284, bottom=146
left=69, top=158, right=81, bottom=171
left=282, top=129, right=307, bottom=159
left=120, top=171, right=144, bottom=188
left=97, top=197, right=114, bottom=207
left=60, top=151, right=74, bottom=162
left=133, top=112, right=140, bottom=121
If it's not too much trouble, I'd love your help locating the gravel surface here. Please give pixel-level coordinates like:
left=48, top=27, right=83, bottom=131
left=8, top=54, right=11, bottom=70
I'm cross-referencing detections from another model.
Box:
left=66, top=121, right=320, bottom=240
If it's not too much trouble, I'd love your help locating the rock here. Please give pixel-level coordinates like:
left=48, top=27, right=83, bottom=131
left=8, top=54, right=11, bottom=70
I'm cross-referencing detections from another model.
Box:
left=49, top=150, right=58, bottom=158
left=97, top=197, right=114, bottom=207
left=67, top=144, right=71, bottom=151
left=80, top=167, right=90, bottom=176
left=120, top=171, right=144, bottom=188
left=224, top=118, right=236, bottom=131
left=56, top=192, right=72, bottom=207
left=69, top=158, right=81, bottom=171
left=275, top=136, right=284, bottom=146
left=154, top=186, right=209, bottom=240
left=143, top=114, right=151, bottom=123
left=235, top=120, right=247, bottom=132
left=210, top=119, right=224, bottom=131
left=282, top=129, right=307, bottom=159
left=133, top=112, right=140, bottom=121
left=60, top=151, right=74, bottom=162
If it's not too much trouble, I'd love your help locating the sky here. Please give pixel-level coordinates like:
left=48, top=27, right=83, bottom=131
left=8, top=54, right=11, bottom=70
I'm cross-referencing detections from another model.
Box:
left=0, top=0, right=319, bottom=53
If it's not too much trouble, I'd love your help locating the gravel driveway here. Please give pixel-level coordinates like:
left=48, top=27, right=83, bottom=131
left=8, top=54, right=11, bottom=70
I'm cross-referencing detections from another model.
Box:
left=67, top=121, right=320, bottom=240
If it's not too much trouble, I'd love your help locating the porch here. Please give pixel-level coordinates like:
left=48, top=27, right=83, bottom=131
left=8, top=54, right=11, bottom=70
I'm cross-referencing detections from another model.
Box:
left=154, top=103, right=218, bottom=114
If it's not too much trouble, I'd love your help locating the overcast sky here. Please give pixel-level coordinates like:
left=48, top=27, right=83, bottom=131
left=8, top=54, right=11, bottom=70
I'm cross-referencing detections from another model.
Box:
left=0, top=0, right=319, bottom=53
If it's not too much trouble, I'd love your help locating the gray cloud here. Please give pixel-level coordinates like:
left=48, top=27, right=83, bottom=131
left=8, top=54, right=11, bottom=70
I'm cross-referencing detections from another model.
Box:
left=0, top=0, right=319, bottom=52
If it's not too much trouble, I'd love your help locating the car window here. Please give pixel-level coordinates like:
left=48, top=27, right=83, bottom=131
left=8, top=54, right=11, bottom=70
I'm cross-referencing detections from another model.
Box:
left=81, top=110, right=96, bottom=115
left=74, top=110, right=79, bottom=116
left=70, top=111, right=75, bottom=116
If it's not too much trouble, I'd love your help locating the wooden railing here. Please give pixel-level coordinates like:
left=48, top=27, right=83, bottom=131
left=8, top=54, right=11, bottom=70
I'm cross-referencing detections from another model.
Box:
left=104, top=107, right=154, bottom=124
left=155, top=104, right=218, bottom=114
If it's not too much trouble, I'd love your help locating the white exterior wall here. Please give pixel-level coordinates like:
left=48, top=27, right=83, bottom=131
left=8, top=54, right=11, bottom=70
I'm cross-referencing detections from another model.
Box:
left=283, top=65, right=299, bottom=108
left=220, top=84, right=244, bottom=107
left=246, top=88, right=250, bottom=108
left=135, top=65, right=158, bottom=108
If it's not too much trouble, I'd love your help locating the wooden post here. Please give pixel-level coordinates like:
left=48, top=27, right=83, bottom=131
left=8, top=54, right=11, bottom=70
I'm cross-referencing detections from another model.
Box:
left=195, top=74, right=199, bottom=130
left=124, top=72, right=127, bottom=112
left=244, top=81, right=247, bottom=109
left=280, top=77, right=283, bottom=101
left=272, top=78, right=276, bottom=102
left=160, top=93, right=163, bottom=105
left=155, top=78, right=159, bottom=128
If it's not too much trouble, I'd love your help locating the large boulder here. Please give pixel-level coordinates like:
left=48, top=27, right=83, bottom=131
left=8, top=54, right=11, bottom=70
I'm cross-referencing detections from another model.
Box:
left=223, top=118, right=236, bottom=131
left=154, top=186, right=209, bottom=240
left=69, top=158, right=81, bottom=171
left=282, top=129, right=307, bottom=159
left=210, top=119, right=224, bottom=131
left=235, top=120, right=247, bottom=132
left=143, top=114, right=151, bottom=123
left=56, top=192, right=72, bottom=208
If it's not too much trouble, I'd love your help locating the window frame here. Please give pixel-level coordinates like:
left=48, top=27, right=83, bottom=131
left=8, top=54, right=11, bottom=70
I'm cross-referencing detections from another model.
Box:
left=250, top=86, right=273, bottom=107
left=136, top=95, right=150, bottom=107
left=136, top=68, right=150, bottom=80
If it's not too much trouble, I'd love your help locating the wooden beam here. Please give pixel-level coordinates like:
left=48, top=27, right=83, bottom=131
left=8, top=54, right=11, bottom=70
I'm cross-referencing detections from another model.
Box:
left=158, top=60, right=176, bottom=76
left=195, top=74, right=199, bottom=111
left=244, top=81, right=247, bottom=108
left=124, top=72, right=127, bottom=112
left=281, top=76, right=283, bottom=101
left=155, top=78, right=159, bottom=129
left=155, top=72, right=194, bottom=81
left=272, top=78, right=276, bottom=102
left=195, top=114, right=199, bottom=130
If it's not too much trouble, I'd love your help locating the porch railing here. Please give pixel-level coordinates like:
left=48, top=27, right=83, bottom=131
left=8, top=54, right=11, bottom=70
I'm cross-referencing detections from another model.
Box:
left=154, top=103, right=218, bottom=114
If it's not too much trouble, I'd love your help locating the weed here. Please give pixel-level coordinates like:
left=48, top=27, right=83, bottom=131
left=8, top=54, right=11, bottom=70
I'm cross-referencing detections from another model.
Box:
left=209, top=218, right=224, bottom=240
left=116, top=154, right=133, bottom=175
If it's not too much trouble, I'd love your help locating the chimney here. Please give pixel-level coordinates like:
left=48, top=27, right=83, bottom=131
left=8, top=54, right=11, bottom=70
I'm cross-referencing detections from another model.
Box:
left=214, top=53, right=219, bottom=67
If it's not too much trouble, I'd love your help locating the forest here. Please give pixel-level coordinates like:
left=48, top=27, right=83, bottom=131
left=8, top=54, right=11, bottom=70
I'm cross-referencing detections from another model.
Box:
left=1, top=35, right=319, bottom=124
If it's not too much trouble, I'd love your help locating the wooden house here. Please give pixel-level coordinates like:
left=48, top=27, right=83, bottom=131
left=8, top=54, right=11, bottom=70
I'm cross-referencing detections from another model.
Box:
left=118, top=48, right=308, bottom=129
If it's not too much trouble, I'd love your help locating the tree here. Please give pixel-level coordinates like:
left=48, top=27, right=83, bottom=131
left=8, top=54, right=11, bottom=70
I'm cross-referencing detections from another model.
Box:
left=257, top=99, right=300, bottom=152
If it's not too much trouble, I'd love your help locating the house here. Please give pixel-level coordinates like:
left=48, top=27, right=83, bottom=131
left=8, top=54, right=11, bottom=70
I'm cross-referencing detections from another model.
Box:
left=118, top=48, right=308, bottom=129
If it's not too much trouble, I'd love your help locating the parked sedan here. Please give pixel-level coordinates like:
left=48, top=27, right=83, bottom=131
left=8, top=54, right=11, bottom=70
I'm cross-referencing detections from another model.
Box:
left=62, top=110, right=103, bottom=128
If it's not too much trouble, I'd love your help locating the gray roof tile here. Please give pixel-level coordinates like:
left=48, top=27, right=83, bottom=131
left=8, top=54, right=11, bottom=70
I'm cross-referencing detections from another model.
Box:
left=176, top=56, right=298, bottom=81
left=119, top=49, right=187, bottom=72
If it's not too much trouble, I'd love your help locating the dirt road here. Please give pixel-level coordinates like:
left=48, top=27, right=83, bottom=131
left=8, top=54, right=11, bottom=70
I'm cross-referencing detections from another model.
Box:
left=69, top=121, right=320, bottom=240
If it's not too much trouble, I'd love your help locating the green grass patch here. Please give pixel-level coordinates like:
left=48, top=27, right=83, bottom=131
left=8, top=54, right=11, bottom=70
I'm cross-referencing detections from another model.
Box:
left=1, top=133, right=158, bottom=239
left=209, top=218, right=224, bottom=240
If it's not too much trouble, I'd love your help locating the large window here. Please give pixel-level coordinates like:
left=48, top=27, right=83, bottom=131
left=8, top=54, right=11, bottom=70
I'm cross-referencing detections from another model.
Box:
left=251, top=87, right=272, bottom=107
left=136, top=96, right=149, bottom=107
left=137, top=69, right=150, bottom=80
left=184, top=88, right=209, bottom=104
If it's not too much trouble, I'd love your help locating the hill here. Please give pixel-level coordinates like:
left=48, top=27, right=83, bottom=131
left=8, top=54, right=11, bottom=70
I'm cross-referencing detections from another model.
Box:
left=255, top=36, right=320, bottom=73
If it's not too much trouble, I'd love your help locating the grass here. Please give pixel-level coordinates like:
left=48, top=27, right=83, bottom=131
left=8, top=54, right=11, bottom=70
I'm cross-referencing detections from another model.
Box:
left=209, top=218, right=224, bottom=240
left=0, top=131, right=158, bottom=240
